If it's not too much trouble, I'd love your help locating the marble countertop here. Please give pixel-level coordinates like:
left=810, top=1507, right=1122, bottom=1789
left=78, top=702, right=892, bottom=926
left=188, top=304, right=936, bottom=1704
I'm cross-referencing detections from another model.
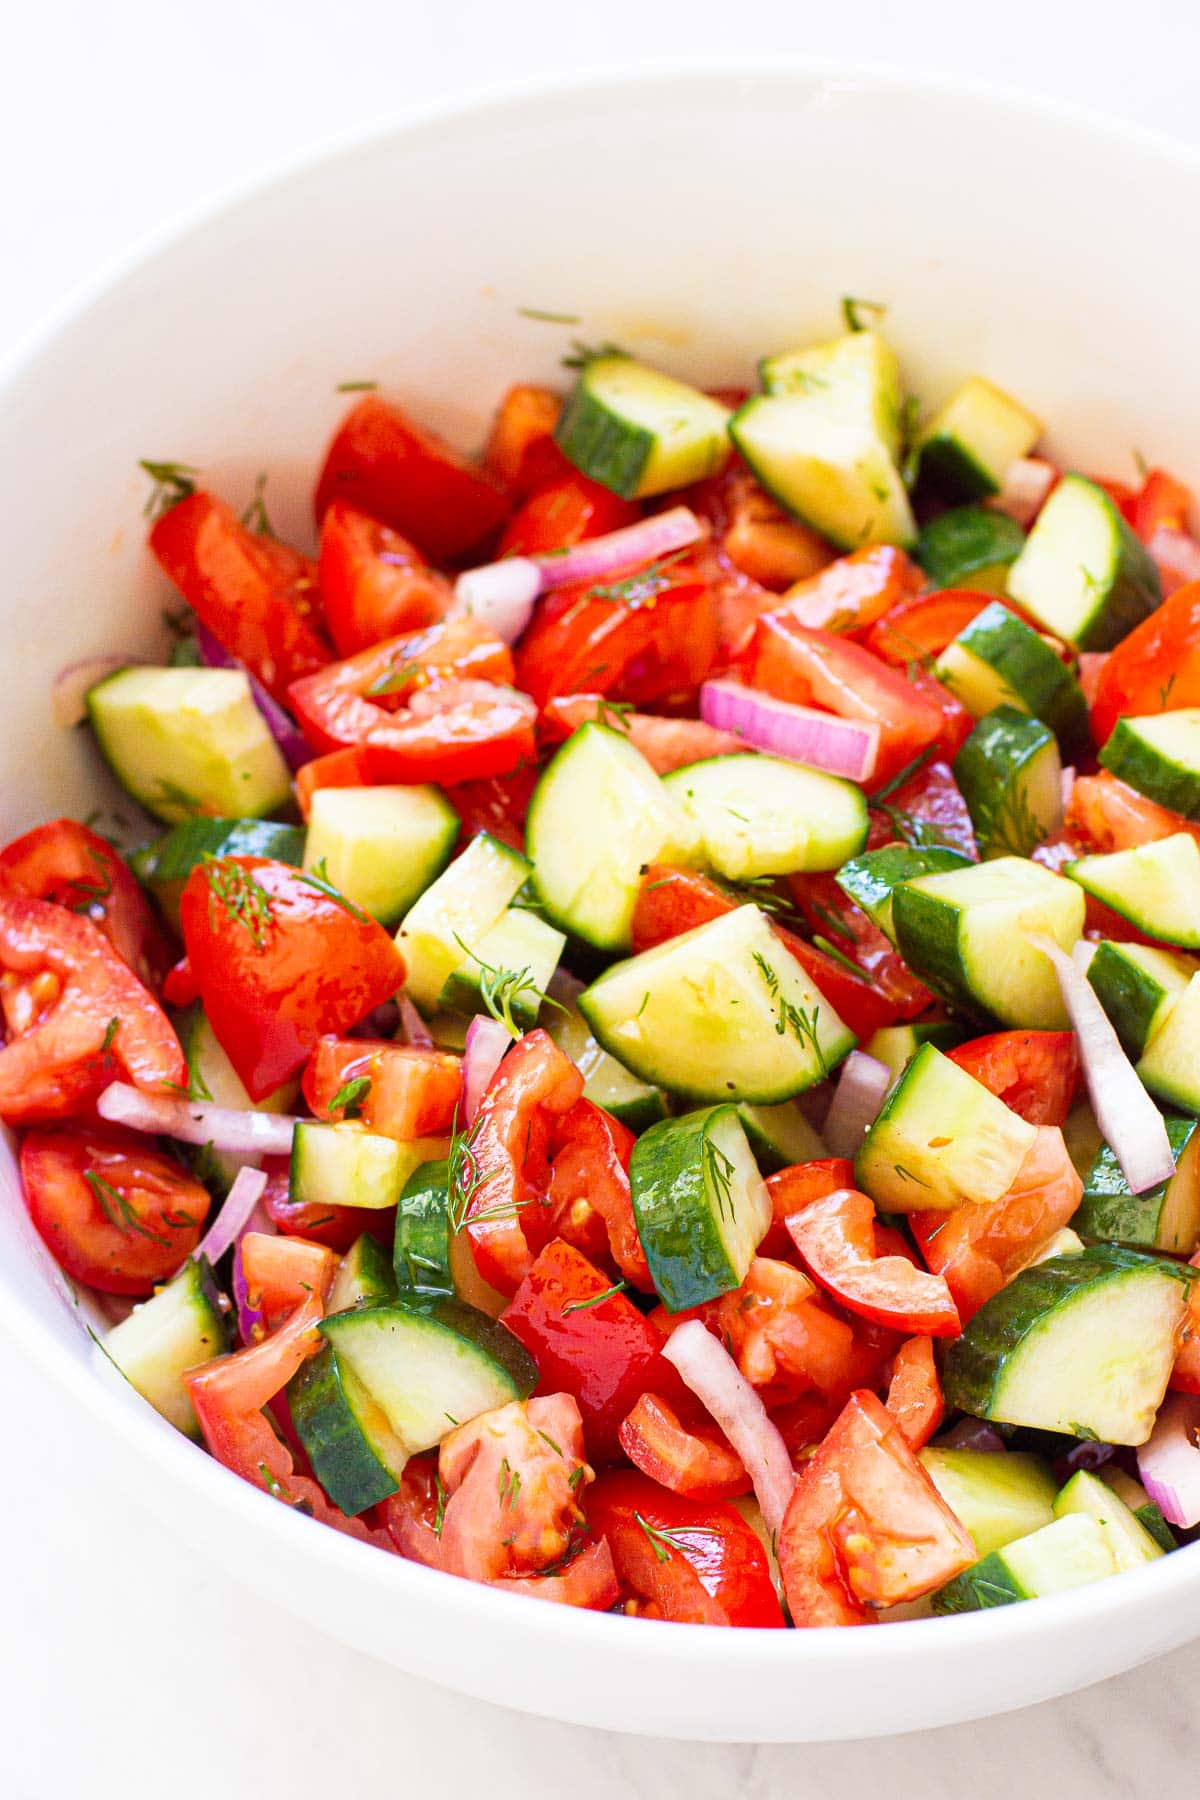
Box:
left=5, top=4, right=1200, bottom=1792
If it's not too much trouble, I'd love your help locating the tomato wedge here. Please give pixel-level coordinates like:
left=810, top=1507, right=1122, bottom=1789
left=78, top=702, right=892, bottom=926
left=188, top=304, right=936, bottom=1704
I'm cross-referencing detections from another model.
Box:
left=618, top=1392, right=750, bottom=1501
left=497, top=473, right=638, bottom=557
left=318, top=500, right=451, bottom=656
left=586, top=1469, right=785, bottom=1626
left=780, top=545, right=924, bottom=635
left=546, top=1098, right=652, bottom=1291
left=885, top=1336, right=944, bottom=1451
left=1065, top=770, right=1200, bottom=854
left=0, top=818, right=172, bottom=991
left=786, top=1189, right=960, bottom=1336
left=540, top=696, right=742, bottom=773
left=442, top=765, right=541, bottom=855
left=483, top=384, right=567, bottom=495
left=294, top=746, right=374, bottom=821
left=786, top=871, right=933, bottom=1022
left=687, top=463, right=831, bottom=593
left=866, top=588, right=997, bottom=665
left=303, top=1035, right=462, bottom=1138
left=1089, top=581, right=1200, bottom=747
left=1131, top=467, right=1192, bottom=540
left=778, top=1389, right=975, bottom=1626
left=947, top=1030, right=1078, bottom=1127
left=867, top=755, right=979, bottom=859
left=761, top=1157, right=856, bottom=1258
left=239, top=1230, right=336, bottom=1329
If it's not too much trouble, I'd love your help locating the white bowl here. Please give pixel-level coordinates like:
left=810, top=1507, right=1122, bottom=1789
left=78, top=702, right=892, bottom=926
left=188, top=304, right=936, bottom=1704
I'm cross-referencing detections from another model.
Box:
left=3, top=65, right=1200, bottom=1743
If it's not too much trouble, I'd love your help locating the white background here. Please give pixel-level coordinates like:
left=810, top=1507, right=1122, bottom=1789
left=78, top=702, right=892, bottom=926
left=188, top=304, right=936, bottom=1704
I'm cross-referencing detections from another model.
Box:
left=5, top=3, right=1200, bottom=1794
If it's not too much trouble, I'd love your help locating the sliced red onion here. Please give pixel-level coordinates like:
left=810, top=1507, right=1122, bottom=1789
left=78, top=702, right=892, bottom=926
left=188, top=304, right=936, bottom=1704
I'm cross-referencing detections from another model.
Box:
left=663, top=1319, right=795, bottom=1540
left=454, top=558, right=541, bottom=644
left=1061, top=765, right=1076, bottom=810
left=989, top=457, right=1057, bottom=527
left=463, top=1016, right=511, bottom=1126
left=1029, top=933, right=1174, bottom=1193
left=700, top=679, right=878, bottom=783
left=1147, top=525, right=1200, bottom=597
left=535, top=506, right=703, bottom=590
left=196, top=623, right=314, bottom=770
left=53, top=656, right=141, bottom=728
left=97, top=1081, right=301, bottom=1157
left=820, top=1051, right=893, bottom=1157
left=934, top=1418, right=1007, bottom=1454
left=230, top=1202, right=274, bottom=1344
left=1138, top=1392, right=1200, bottom=1527
left=397, top=991, right=434, bottom=1048
left=193, top=1165, right=269, bottom=1268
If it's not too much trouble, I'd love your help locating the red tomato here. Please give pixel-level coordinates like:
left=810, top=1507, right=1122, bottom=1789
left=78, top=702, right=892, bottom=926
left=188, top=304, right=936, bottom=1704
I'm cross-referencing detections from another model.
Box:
left=502, top=1238, right=689, bottom=1464
left=866, top=589, right=997, bottom=665
left=1131, top=467, right=1192, bottom=539
left=149, top=491, right=329, bottom=705
left=697, top=1257, right=863, bottom=1402
left=239, top=1230, right=336, bottom=1329
left=455, top=1030, right=583, bottom=1293
left=442, top=765, right=540, bottom=854
left=786, top=871, right=933, bottom=1022
left=179, top=857, right=406, bottom=1101
left=497, top=474, right=638, bottom=557
left=617, top=1392, right=750, bottom=1502
left=540, top=696, right=742, bottom=773
left=779, top=545, right=924, bottom=635
left=867, top=755, right=979, bottom=859
left=303, top=1035, right=462, bottom=1138
left=0, top=818, right=172, bottom=991
left=762, top=1157, right=857, bottom=1258
left=786, top=1190, right=960, bottom=1336
left=260, top=1159, right=393, bottom=1252
left=778, top=1389, right=974, bottom=1626
left=911, top=1126, right=1082, bottom=1322
left=0, top=897, right=185, bottom=1124
left=687, top=463, right=832, bottom=594
left=294, top=746, right=374, bottom=822
left=947, top=1030, right=1079, bottom=1126
left=288, top=616, right=536, bottom=784
left=1170, top=1251, right=1200, bottom=1393
left=885, top=1336, right=944, bottom=1451
left=546, top=1098, right=652, bottom=1291
left=1090, top=582, right=1200, bottom=747
left=906, top=661, right=975, bottom=763
left=318, top=500, right=451, bottom=657
left=313, top=394, right=509, bottom=565
left=586, top=1470, right=785, bottom=1626
left=483, top=384, right=568, bottom=495
left=1065, top=771, right=1200, bottom=854
left=21, top=1125, right=209, bottom=1295
left=162, top=956, right=200, bottom=1008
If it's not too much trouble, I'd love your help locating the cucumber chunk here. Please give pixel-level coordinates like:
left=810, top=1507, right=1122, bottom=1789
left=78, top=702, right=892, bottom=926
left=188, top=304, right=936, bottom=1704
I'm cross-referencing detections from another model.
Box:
left=736, top=1100, right=828, bottom=1173
left=934, top=601, right=1088, bottom=752
left=915, top=506, right=1025, bottom=594
left=837, top=845, right=972, bottom=943
left=580, top=904, right=854, bottom=1103
left=856, top=1042, right=1037, bottom=1213
left=178, top=1005, right=299, bottom=1193
left=663, top=752, right=868, bottom=880
left=526, top=723, right=698, bottom=952
left=555, top=354, right=732, bottom=498
left=860, top=1021, right=964, bottom=1083
left=918, top=1448, right=1057, bottom=1557
left=440, top=906, right=566, bottom=1027
left=290, top=1121, right=449, bottom=1212
left=1077, top=1113, right=1200, bottom=1255
left=391, top=1159, right=508, bottom=1316
left=953, top=706, right=1063, bottom=860
left=1101, top=1466, right=1179, bottom=1552
left=87, top=666, right=292, bottom=824
left=1099, top=708, right=1200, bottom=818
left=630, top=1105, right=769, bottom=1310
left=734, top=331, right=915, bottom=550
left=914, top=376, right=1042, bottom=502
left=397, top=832, right=529, bottom=1010
left=943, top=1246, right=1194, bottom=1444
left=546, top=997, right=667, bottom=1131
left=1067, top=834, right=1200, bottom=948
left=1007, top=475, right=1161, bottom=651
left=1085, top=940, right=1197, bottom=1060
left=931, top=1513, right=1115, bottom=1613
left=1053, top=1468, right=1164, bottom=1570
left=892, top=855, right=1084, bottom=1027
left=131, top=817, right=305, bottom=928
left=329, top=1233, right=398, bottom=1313
left=101, top=1255, right=232, bottom=1438
left=304, top=785, right=457, bottom=927
left=288, top=1341, right=409, bottom=1514
left=1137, top=973, right=1200, bottom=1112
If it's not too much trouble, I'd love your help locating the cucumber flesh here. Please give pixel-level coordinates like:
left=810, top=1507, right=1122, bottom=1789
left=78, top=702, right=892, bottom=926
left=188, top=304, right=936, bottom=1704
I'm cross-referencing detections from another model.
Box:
left=545, top=994, right=667, bottom=1130
left=860, top=1022, right=964, bottom=1083
left=287, top=1343, right=409, bottom=1514
left=1006, top=475, right=1161, bottom=651
left=290, top=1121, right=449, bottom=1212
left=835, top=844, right=971, bottom=943
left=918, top=1448, right=1057, bottom=1557
left=934, top=601, right=1088, bottom=753
left=101, top=1256, right=232, bottom=1438
left=931, top=1513, right=1114, bottom=1612
left=1053, top=1468, right=1164, bottom=1570
left=397, top=832, right=529, bottom=1011
left=179, top=1006, right=299, bottom=1194
left=952, top=706, right=1063, bottom=860
left=1067, top=835, right=1200, bottom=948
left=329, top=1233, right=398, bottom=1313
left=663, top=752, right=868, bottom=881
left=630, top=1105, right=770, bottom=1311
left=555, top=354, right=732, bottom=499
left=304, top=784, right=457, bottom=927
left=1138, top=973, right=1200, bottom=1112
left=736, top=1100, right=828, bottom=1172
left=439, top=905, right=566, bottom=1027
left=915, top=376, right=1042, bottom=502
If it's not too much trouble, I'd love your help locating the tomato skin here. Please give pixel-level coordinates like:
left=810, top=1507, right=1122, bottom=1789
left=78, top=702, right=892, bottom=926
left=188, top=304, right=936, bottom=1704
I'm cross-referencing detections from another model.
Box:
left=762, top=1158, right=857, bottom=1258
left=318, top=500, right=451, bottom=657
left=786, top=871, right=933, bottom=1022
left=541, top=696, right=743, bottom=773
left=687, top=463, right=832, bottom=596
left=1131, top=467, right=1192, bottom=539
left=21, top=1126, right=209, bottom=1294
left=947, top=1030, right=1078, bottom=1127
left=483, top=384, right=567, bottom=495
left=239, top=1230, right=336, bottom=1330
left=0, top=819, right=173, bottom=992
left=0, top=896, right=185, bottom=1124
left=866, top=588, right=996, bottom=665
left=516, top=564, right=717, bottom=712
left=442, top=765, right=540, bottom=854
left=1090, top=581, right=1200, bottom=747
left=778, top=1389, right=974, bottom=1626
left=546, top=1098, right=652, bottom=1291
left=781, top=545, right=924, bottom=635
left=260, top=1159, right=392, bottom=1252
left=867, top=755, right=979, bottom=860
left=497, top=474, right=638, bottom=557
left=303, top=1035, right=462, bottom=1138
left=179, top=857, right=406, bottom=1101
left=586, top=1470, right=785, bottom=1627
left=294, top=746, right=374, bottom=821
left=618, top=1392, right=751, bottom=1501
left=149, top=491, right=329, bottom=704
left=886, top=1336, right=944, bottom=1451
left=1065, top=770, right=1200, bottom=854
left=786, top=1190, right=961, bottom=1336
left=313, top=394, right=509, bottom=565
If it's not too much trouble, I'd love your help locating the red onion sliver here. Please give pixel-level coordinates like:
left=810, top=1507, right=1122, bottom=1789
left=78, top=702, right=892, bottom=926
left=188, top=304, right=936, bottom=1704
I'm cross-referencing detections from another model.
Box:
left=988, top=457, right=1057, bottom=527
left=821, top=1051, right=893, bottom=1158
left=98, top=1081, right=301, bottom=1157
left=454, top=557, right=541, bottom=644
left=699, top=679, right=878, bottom=783
left=194, top=1165, right=269, bottom=1268
left=663, top=1319, right=795, bottom=1540
left=1138, top=1392, right=1200, bottom=1527
left=934, top=1418, right=1007, bottom=1454
left=52, top=657, right=141, bottom=729
left=397, top=991, right=434, bottom=1048
left=1028, top=933, right=1174, bottom=1193
left=534, top=506, right=703, bottom=591
left=462, top=1016, right=511, bottom=1127
left=230, top=1201, right=274, bottom=1344
left=196, top=623, right=314, bottom=770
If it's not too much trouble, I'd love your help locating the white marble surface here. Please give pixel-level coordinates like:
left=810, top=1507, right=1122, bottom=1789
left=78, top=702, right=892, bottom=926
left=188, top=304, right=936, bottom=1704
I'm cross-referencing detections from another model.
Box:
left=6, top=1, right=1200, bottom=1791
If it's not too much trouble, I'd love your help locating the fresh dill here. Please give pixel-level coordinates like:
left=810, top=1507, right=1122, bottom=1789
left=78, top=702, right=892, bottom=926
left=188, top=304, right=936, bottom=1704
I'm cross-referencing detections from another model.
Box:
left=240, top=472, right=274, bottom=537
left=562, top=1282, right=627, bottom=1315
left=595, top=697, right=635, bottom=734
left=163, top=1056, right=214, bottom=1104
left=752, top=951, right=828, bottom=1075
left=972, top=775, right=1048, bottom=858
left=433, top=1473, right=447, bottom=1537
left=300, top=858, right=371, bottom=924
left=842, top=296, right=888, bottom=333
left=85, top=1170, right=173, bottom=1247
left=517, top=307, right=582, bottom=325
left=536, top=1430, right=564, bottom=1457
left=139, top=459, right=198, bottom=521
left=68, top=847, right=114, bottom=916
left=328, top=1075, right=371, bottom=1119
left=701, top=1134, right=738, bottom=1224
left=203, top=855, right=273, bottom=950
left=99, top=1016, right=121, bottom=1057
left=336, top=379, right=379, bottom=393
left=812, top=934, right=865, bottom=979
left=452, top=933, right=562, bottom=1040
left=634, top=1513, right=719, bottom=1565
left=561, top=339, right=630, bottom=370
left=800, top=893, right=857, bottom=944
left=365, top=660, right=425, bottom=698
left=498, top=1457, right=522, bottom=1510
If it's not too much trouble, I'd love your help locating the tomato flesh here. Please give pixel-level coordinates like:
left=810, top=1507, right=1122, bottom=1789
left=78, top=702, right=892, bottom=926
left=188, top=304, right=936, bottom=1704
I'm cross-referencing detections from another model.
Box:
left=618, top=1392, right=751, bottom=1501
left=303, top=1035, right=462, bottom=1138
left=1089, top=580, right=1200, bottom=746
left=947, top=1030, right=1078, bottom=1126
left=0, top=819, right=172, bottom=992
left=318, top=499, right=451, bottom=656
left=785, top=1189, right=960, bottom=1336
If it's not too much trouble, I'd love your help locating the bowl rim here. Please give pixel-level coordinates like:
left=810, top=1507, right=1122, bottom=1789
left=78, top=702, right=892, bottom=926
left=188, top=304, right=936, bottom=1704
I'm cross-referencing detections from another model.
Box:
left=4, top=56, right=1200, bottom=1667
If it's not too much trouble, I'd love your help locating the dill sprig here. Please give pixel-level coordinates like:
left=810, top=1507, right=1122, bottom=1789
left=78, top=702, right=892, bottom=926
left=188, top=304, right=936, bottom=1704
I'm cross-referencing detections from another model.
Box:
left=842, top=296, right=889, bottom=333
left=701, top=1134, right=737, bottom=1225
left=634, top=1512, right=720, bottom=1565
left=517, top=306, right=582, bottom=325
left=300, top=858, right=371, bottom=925
left=445, top=1108, right=526, bottom=1236
left=139, top=459, right=198, bottom=521
left=433, top=1473, right=448, bottom=1537
left=240, top=472, right=274, bottom=537
left=972, top=775, right=1048, bottom=858
left=336, top=379, right=379, bottom=393
left=561, top=339, right=630, bottom=371
left=498, top=1457, right=523, bottom=1511
left=752, top=951, right=828, bottom=1076
left=203, top=855, right=273, bottom=950
left=452, top=934, right=563, bottom=1040
left=328, top=1075, right=371, bottom=1119
left=68, top=847, right=114, bottom=916
left=562, top=1282, right=628, bottom=1315
left=85, top=1170, right=175, bottom=1247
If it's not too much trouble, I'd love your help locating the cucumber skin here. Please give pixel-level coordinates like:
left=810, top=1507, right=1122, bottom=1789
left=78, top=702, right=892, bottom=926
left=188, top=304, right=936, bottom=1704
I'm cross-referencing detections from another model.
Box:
left=1136, top=1502, right=1178, bottom=1552
left=942, top=1247, right=1194, bottom=1424
left=326, top=1295, right=540, bottom=1400
left=890, top=882, right=992, bottom=1025
left=943, top=602, right=1089, bottom=753
left=1100, top=718, right=1200, bottom=820
left=836, top=844, right=970, bottom=936
left=331, top=1234, right=398, bottom=1312
left=132, top=818, right=305, bottom=926
left=287, top=1344, right=401, bottom=1515
left=630, top=1106, right=746, bottom=1313
left=930, top=1550, right=1027, bottom=1612
left=393, top=1159, right=454, bottom=1295
left=953, top=706, right=1059, bottom=860
left=916, top=506, right=1025, bottom=589
left=1075, top=1116, right=1198, bottom=1251
left=1086, top=941, right=1177, bottom=1060
left=1081, top=501, right=1162, bottom=653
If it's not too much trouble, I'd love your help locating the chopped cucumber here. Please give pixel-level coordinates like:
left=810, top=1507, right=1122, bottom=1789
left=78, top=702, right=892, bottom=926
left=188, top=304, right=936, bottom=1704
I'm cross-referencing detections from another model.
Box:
left=914, top=375, right=1042, bottom=502
left=916, top=506, right=1026, bottom=594
left=304, top=785, right=457, bottom=927
left=290, top=1121, right=449, bottom=1212
left=1077, top=1113, right=1200, bottom=1255
left=396, top=832, right=529, bottom=1010
left=892, top=855, right=1084, bottom=1028
left=861, top=1021, right=964, bottom=1083
left=1006, top=475, right=1161, bottom=651
left=1064, top=1102, right=1105, bottom=1181
left=178, top=1005, right=299, bottom=1193
left=391, top=1159, right=507, bottom=1316
left=1085, top=940, right=1197, bottom=1060
left=1053, top=1469, right=1164, bottom=1571
left=1101, top=1466, right=1178, bottom=1552
left=918, top=1448, right=1057, bottom=1557
left=1099, top=708, right=1200, bottom=818
left=1068, top=835, right=1200, bottom=948
left=931, top=1513, right=1114, bottom=1613
left=952, top=706, right=1063, bottom=860
left=934, top=601, right=1088, bottom=752
left=630, top=1105, right=769, bottom=1310
left=942, top=1246, right=1194, bottom=1444
left=329, top=1234, right=398, bottom=1313
left=101, top=1255, right=231, bottom=1438
left=663, top=753, right=868, bottom=881
left=554, top=354, right=731, bottom=498
left=288, top=1340, right=409, bottom=1514
left=440, top=905, right=565, bottom=1027
left=1016, top=1227, right=1085, bottom=1271
left=736, top=1100, right=827, bottom=1173
left=87, top=666, right=292, bottom=825
left=526, top=723, right=698, bottom=952
left=1137, top=973, right=1200, bottom=1112
left=131, top=817, right=305, bottom=928
left=579, top=904, right=854, bottom=1103
left=546, top=995, right=667, bottom=1131
left=734, top=331, right=915, bottom=550
left=856, top=1042, right=1036, bottom=1213
left=835, top=844, right=971, bottom=943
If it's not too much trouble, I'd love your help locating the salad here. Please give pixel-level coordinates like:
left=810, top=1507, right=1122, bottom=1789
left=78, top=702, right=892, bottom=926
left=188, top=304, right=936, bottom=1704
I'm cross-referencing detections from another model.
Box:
left=13, top=308, right=1200, bottom=1629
